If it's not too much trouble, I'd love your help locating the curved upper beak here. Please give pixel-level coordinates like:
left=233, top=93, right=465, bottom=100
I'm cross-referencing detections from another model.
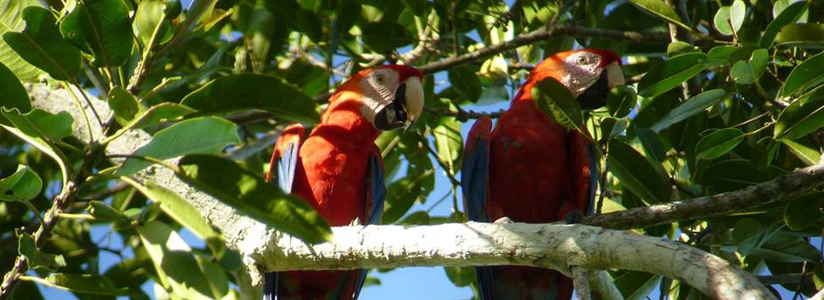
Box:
left=577, top=61, right=625, bottom=109
left=374, top=76, right=424, bottom=131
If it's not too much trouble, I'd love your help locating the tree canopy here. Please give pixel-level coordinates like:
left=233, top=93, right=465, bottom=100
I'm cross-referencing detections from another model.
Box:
left=0, top=0, right=823, bottom=299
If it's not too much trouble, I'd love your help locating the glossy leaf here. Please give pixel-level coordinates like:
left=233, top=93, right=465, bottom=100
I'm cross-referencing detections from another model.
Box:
left=0, top=62, right=31, bottom=124
left=650, top=89, right=726, bottom=132
left=774, top=96, right=824, bottom=140
left=107, top=87, right=140, bottom=126
left=448, top=66, right=482, bottom=103
left=638, top=52, right=706, bottom=98
left=613, top=270, right=662, bottom=300
left=695, top=128, right=744, bottom=160
left=59, top=0, right=135, bottom=67
left=784, top=192, right=824, bottom=230
left=762, top=1, right=809, bottom=48
left=433, top=116, right=462, bottom=175
left=0, top=165, right=42, bottom=202
left=88, top=201, right=127, bottom=222
left=361, top=22, right=413, bottom=53
left=778, top=51, right=824, bottom=98
left=730, top=49, right=768, bottom=84
left=729, top=0, right=746, bottom=34
left=180, top=74, right=319, bottom=124
left=42, top=273, right=127, bottom=295
left=176, top=155, right=332, bottom=244
left=134, top=0, right=171, bottom=46
left=714, top=3, right=745, bottom=37
left=0, top=125, right=70, bottom=186
left=600, top=117, right=629, bottom=142
left=606, top=85, right=637, bottom=118
left=699, top=160, right=785, bottom=193
left=607, top=139, right=670, bottom=204
left=666, top=41, right=698, bottom=57
left=126, top=179, right=220, bottom=242
left=126, top=103, right=195, bottom=130
left=0, top=0, right=45, bottom=81
left=781, top=139, right=820, bottom=166
left=774, top=24, right=824, bottom=49
left=1, top=108, right=73, bottom=142
left=114, top=117, right=240, bottom=175
left=627, top=0, right=689, bottom=31
left=383, top=177, right=421, bottom=224
left=2, top=7, right=81, bottom=80
left=532, top=77, right=582, bottom=130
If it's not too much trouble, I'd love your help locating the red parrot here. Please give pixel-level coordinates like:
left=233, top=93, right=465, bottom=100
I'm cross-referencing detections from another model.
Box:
left=264, top=65, right=424, bottom=300
left=462, top=49, right=624, bottom=299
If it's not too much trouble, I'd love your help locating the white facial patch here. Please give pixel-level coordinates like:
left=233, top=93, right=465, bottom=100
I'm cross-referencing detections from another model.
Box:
left=561, top=52, right=604, bottom=97
left=359, top=69, right=400, bottom=125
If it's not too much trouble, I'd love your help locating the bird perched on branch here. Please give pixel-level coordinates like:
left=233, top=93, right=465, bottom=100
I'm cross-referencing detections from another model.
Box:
left=462, top=49, right=624, bottom=299
left=264, top=65, right=424, bottom=300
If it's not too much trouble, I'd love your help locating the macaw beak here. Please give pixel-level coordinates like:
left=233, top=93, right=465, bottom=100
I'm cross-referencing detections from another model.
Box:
left=374, top=76, right=424, bottom=131
left=577, top=61, right=625, bottom=109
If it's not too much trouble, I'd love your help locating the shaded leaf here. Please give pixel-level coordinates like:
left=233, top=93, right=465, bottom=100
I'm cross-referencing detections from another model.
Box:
left=42, top=273, right=127, bottom=295
left=695, top=128, right=744, bottom=160
left=134, top=0, right=172, bottom=46
left=599, top=117, right=628, bottom=142
left=2, top=7, right=81, bottom=80
left=126, top=103, right=195, bottom=130
left=666, top=41, right=699, bottom=58
left=0, top=165, right=42, bottom=202
left=361, top=22, right=413, bottom=53
left=176, top=155, right=332, bottom=243
left=448, top=66, right=482, bottom=103
left=59, top=0, right=134, bottom=67
left=781, top=139, right=820, bottom=166
left=0, top=62, right=31, bottom=125
left=774, top=95, right=824, bottom=140
left=88, top=200, right=127, bottom=222
left=650, top=89, right=726, bottom=132
left=107, top=87, right=140, bottom=126
left=0, top=0, right=45, bottom=81
left=606, top=85, right=637, bottom=118
left=778, top=51, right=824, bottom=98
left=784, top=192, right=824, bottom=230
left=613, top=270, right=662, bottom=300
left=180, top=74, right=319, bottom=124
left=774, top=24, right=824, bottom=49
left=114, top=116, right=240, bottom=175
left=638, top=52, right=706, bottom=98
left=627, top=0, right=689, bottom=31
left=1, top=108, right=73, bottom=142
left=383, top=177, right=421, bottom=224
left=532, top=77, right=582, bottom=130
left=730, top=49, right=768, bottom=84
left=125, top=179, right=220, bottom=243
left=762, top=1, right=809, bottom=48
left=433, top=115, right=462, bottom=175
left=699, top=160, right=785, bottom=192
left=607, top=139, right=670, bottom=204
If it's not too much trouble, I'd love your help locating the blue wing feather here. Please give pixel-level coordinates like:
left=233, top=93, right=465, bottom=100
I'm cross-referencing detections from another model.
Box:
left=460, top=118, right=494, bottom=300
left=353, top=153, right=387, bottom=299
left=586, top=144, right=598, bottom=216
left=276, top=141, right=299, bottom=194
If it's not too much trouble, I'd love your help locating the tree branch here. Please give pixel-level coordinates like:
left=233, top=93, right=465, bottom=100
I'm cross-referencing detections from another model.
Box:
left=249, top=223, right=773, bottom=300
left=418, top=25, right=669, bottom=74
left=584, top=155, right=824, bottom=229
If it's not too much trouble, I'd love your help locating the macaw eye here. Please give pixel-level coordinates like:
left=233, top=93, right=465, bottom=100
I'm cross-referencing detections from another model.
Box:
left=375, top=74, right=385, bottom=83
left=577, top=55, right=588, bottom=65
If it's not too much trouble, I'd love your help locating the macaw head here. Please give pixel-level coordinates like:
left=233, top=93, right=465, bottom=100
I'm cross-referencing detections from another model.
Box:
left=528, top=49, right=624, bottom=109
left=335, top=65, right=425, bottom=131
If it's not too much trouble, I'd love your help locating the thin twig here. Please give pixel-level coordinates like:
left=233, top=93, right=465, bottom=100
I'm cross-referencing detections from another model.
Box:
left=423, top=107, right=505, bottom=121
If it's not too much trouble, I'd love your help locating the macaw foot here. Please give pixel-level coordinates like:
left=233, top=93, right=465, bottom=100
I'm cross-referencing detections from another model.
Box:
left=564, top=209, right=586, bottom=224
left=493, top=216, right=514, bottom=224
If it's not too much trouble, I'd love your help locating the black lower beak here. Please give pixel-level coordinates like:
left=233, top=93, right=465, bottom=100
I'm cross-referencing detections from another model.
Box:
left=577, top=71, right=611, bottom=109
left=374, top=83, right=408, bottom=130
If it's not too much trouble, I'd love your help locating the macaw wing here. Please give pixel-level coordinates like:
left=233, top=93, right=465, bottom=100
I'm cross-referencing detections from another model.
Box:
left=264, top=124, right=305, bottom=300
left=266, top=124, right=306, bottom=193
left=461, top=116, right=493, bottom=222
left=567, top=131, right=598, bottom=218
left=353, top=149, right=387, bottom=299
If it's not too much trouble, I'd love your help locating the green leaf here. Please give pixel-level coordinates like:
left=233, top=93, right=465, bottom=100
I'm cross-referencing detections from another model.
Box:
left=0, top=125, right=71, bottom=186
left=0, top=0, right=45, bottom=81
left=176, top=155, right=332, bottom=244
left=0, top=165, right=42, bottom=201
left=638, top=52, right=706, bottom=98
left=88, top=200, right=127, bottom=222
left=699, top=160, right=785, bottom=193
left=125, top=179, right=220, bottom=242
left=695, top=128, right=744, bottom=160
left=774, top=96, right=824, bottom=140
left=41, top=273, right=127, bottom=295
left=383, top=177, right=421, bottom=224
left=627, top=0, right=690, bottom=31
left=755, top=232, right=821, bottom=262
left=606, top=85, right=637, bottom=118
left=135, top=221, right=216, bottom=298
left=432, top=116, right=462, bottom=175
left=636, top=128, right=666, bottom=163
left=666, top=41, right=698, bottom=57
left=263, top=0, right=321, bottom=41
left=732, top=218, right=767, bottom=255
left=361, top=21, right=413, bottom=53
left=650, top=89, right=726, bottom=132
left=443, top=266, right=475, bottom=287
left=134, top=0, right=171, bottom=46
left=1, top=108, right=73, bottom=142
left=180, top=74, right=319, bottom=124
left=126, top=103, right=195, bottom=130
left=607, top=139, right=670, bottom=204
left=707, top=45, right=738, bottom=61
left=613, top=270, right=662, bottom=300
left=714, top=6, right=741, bottom=36
left=113, top=116, right=240, bottom=176
left=730, top=49, right=768, bottom=84
left=0, top=61, right=31, bottom=125
left=599, top=117, right=628, bottom=142
left=778, top=51, right=824, bottom=98
left=17, top=231, right=35, bottom=262
left=762, top=1, right=809, bottom=48
left=781, top=139, right=820, bottom=166
left=2, top=7, right=81, bottom=80
left=448, top=66, right=482, bottom=103
left=59, top=0, right=135, bottom=67
left=107, top=87, right=140, bottom=126
left=784, top=192, right=824, bottom=230
left=774, top=24, right=824, bottom=49
left=729, top=0, right=746, bottom=34
left=532, top=77, right=582, bottom=130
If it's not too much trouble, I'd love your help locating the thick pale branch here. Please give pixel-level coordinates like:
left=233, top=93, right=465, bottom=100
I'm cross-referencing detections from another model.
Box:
left=418, top=25, right=669, bottom=74
left=249, top=223, right=772, bottom=300
left=584, top=156, right=824, bottom=229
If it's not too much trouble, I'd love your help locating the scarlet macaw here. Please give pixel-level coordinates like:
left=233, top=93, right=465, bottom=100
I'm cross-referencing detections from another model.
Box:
left=264, top=65, right=424, bottom=300
left=462, top=49, right=624, bottom=299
